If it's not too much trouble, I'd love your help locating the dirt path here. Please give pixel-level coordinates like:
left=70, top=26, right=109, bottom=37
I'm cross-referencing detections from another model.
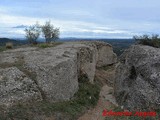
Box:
left=78, top=66, right=118, bottom=120
left=78, top=85, right=118, bottom=120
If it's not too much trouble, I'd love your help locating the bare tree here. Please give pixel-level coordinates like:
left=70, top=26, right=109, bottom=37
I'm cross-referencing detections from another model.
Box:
left=41, top=21, right=60, bottom=43
left=25, top=23, right=41, bottom=44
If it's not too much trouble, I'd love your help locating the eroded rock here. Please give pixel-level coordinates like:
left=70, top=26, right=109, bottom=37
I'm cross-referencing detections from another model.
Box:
left=115, top=45, right=160, bottom=110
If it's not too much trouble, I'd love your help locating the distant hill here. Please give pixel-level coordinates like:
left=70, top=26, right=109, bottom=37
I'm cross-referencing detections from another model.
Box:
left=0, top=38, right=28, bottom=46
left=101, top=39, right=135, bottom=56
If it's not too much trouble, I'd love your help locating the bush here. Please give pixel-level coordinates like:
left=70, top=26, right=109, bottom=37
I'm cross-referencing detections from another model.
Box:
left=5, top=42, right=13, bottom=49
left=133, top=34, right=160, bottom=48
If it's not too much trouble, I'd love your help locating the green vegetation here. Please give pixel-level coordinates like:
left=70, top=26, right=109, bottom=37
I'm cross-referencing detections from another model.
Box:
left=37, top=42, right=63, bottom=48
left=133, top=34, right=160, bottom=48
left=0, top=74, right=101, bottom=120
left=0, top=46, right=6, bottom=52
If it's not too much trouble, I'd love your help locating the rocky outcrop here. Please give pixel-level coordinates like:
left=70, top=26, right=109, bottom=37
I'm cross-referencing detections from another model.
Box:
left=0, top=41, right=117, bottom=106
left=95, top=41, right=117, bottom=67
left=115, top=45, right=160, bottom=110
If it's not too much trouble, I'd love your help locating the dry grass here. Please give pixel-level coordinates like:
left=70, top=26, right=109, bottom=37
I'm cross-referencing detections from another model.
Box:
left=36, top=42, right=63, bottom=48
left=5, top=42, right=13, bottom=49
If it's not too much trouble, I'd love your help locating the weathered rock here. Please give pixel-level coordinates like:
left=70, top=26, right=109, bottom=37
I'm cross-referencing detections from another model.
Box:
left=0, top=67, right=42, bottom=107
left=115, top=45, right=160, bottom=110
left=0, top=41, right=117, bottom=105
left=77, top=44, right=98, bottom=84
left=76, top=41, right=117, bottom=83
left=24, top=47, right=79, bottom=102
left=95, top=41, right=117, bottom=67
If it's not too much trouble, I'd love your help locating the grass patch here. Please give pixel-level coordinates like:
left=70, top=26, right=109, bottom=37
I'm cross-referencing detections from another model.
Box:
left=0, top=74, right=101, bottom=120
left=0, top=46, right=7, bottom=52
left=37, top=42, right=63, bottom=48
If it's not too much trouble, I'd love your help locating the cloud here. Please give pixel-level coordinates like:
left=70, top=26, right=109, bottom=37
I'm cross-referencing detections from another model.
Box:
left=60, top=10, right=94, bottom=17
left=0, top=13, right=125, bottom=33
left=0, top=3, right=160, bottom=39
left=0, top=12, right=135, bottom=38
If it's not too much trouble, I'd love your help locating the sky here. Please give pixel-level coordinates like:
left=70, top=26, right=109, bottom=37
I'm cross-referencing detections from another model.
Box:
left=0, top=0, right=160, bottom=38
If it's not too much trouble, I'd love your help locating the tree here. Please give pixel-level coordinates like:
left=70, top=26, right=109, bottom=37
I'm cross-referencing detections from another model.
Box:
left=25, top=23, right=41, bottom=44
left=41, top=21, right=60, bottom=43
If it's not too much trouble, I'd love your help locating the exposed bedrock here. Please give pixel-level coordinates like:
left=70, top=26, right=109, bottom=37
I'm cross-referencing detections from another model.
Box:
left=115, top=45, right=160, bottom=110
left=0, top=41, right=117, bottom=106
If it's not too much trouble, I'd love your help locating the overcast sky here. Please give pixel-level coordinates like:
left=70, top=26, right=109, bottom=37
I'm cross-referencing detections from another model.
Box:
left=0, top=0, right=160, bottom=38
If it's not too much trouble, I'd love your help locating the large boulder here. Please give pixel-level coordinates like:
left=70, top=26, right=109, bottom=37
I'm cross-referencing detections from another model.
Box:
left=115, top=45, right=160, bottom=110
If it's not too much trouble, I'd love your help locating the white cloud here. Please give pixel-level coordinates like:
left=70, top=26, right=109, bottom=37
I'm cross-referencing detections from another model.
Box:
left=0, top=13, right=134, bottom=38
left=60, top=10, right=94, bottom=17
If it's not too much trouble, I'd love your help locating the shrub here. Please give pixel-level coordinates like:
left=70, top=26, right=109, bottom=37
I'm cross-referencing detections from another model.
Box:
left=133, top=34, right=160, bottom=48
left=5, top=42, right=13, bottom=49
